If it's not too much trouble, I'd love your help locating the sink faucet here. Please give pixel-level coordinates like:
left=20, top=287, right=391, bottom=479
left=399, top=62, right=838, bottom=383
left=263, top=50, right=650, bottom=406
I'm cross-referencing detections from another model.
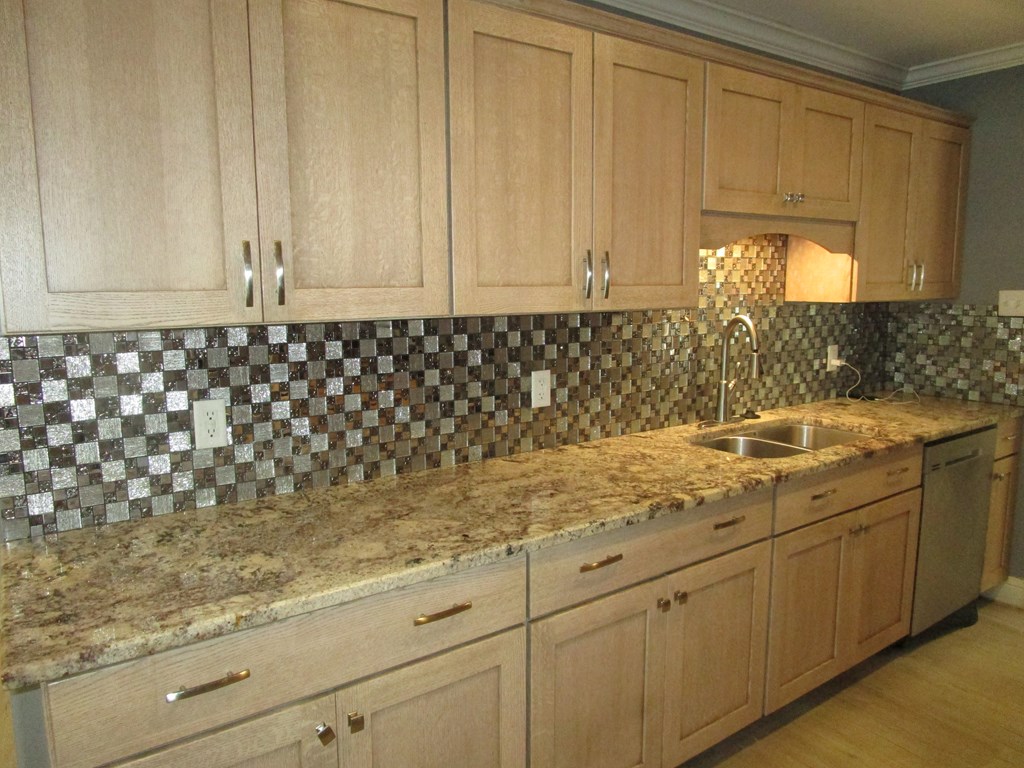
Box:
left=715, top=314, right=760, bottom=423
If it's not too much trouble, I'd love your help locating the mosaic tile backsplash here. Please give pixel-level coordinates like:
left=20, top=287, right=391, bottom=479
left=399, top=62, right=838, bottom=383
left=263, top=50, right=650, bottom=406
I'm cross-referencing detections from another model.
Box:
left=1, top=238, right=1019, bottom=541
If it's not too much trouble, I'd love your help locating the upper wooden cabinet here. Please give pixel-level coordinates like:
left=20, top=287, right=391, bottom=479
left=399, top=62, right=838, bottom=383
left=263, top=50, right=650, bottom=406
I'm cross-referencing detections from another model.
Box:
left=449, top=0, right=702, bottom=314
left=704, top=64, right=864, bottom=221
left=854, top=105, right=969, bottom=301
left=0, top=0, right=449, bottom=332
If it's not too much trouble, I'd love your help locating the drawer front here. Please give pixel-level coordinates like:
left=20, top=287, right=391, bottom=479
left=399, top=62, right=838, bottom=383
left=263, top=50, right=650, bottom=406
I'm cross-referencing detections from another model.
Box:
left=44, top=557, right=525, bottom=768
left=995, top=417, right=1022, bottom=459
left=775, top=446, right=923, bottom=534
left=529, top=488, right=772, bottom=617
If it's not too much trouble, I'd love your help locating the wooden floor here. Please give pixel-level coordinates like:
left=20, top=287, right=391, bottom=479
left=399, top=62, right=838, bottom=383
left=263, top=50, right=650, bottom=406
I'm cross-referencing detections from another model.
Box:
left=683, top=601, right=1024, bottom=768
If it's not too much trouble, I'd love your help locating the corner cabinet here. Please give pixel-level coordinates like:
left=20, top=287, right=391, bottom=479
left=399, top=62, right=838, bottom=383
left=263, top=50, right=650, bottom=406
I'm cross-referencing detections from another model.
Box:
left=854, top=104, right=969, bottom=301
left=0, top=0, right=449, bottom=332
left=448, top=0, right=702, bottom=315
left=703, top=64, right=864, bottom=221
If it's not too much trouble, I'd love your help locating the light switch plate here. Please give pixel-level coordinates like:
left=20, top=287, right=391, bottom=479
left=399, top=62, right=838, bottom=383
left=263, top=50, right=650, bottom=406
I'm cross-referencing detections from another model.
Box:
left=998, top=290, right=1024, bottom=317
left=531, top=370, right=552, bottom=408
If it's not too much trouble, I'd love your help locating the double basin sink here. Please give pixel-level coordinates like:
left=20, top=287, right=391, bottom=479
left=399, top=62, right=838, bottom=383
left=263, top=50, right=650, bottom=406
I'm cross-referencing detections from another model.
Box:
left=696, top=423, right=867, bottom=458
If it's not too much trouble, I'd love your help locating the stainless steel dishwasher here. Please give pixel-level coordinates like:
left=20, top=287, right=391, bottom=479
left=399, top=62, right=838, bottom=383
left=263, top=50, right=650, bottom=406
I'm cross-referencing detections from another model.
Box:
left=911, top=427, right=996, bottom=636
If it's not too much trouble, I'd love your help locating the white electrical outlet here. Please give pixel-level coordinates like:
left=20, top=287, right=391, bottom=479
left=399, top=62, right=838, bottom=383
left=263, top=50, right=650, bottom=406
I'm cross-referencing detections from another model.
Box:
left=998, top=290, right=1024, bottom=317
left=531, top=370, right=552, bottom=408
left=826, top=344, right=841, bottom=373
left=193, top=399, right=229, bottom=449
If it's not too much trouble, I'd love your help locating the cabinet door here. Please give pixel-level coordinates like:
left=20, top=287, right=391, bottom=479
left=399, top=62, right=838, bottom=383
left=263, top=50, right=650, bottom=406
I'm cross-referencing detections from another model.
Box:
left=531, top=580, right=666, bottom=768
left=982, top=455, right=1019, bottom=591
left=338, top=629, right=525, bottom=768
left=765, top=513, right=851, bottom=714
left=791, top=88, right=863, bottom=220
left=911, top=120, right=969, bottom=300
left=661, top=542, right=770, bottom=767
left=249, top=0, right=449, bottom=321
left=120, top=695, right=338, bottom=768
left=854, top=105, right=918, bottom=300
left=593, top=35, right=702, bottom=310
left=0, top=0, right=262, bottom=332
left=846, top=489, right=921, bottom=666
left=704, top=64, right=794, bottom=216
left=449, top=0, right=593, bottom=314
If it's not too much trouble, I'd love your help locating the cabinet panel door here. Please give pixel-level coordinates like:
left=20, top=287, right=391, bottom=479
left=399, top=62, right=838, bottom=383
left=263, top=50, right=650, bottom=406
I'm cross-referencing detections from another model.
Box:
left=250, top=0, right=449, bottom=321
left=449, top=0, right=592, bottom=314
left=854, top=105, right=918, bottom=301
left=765, top=514, right=850, bottom=713
left=704, top=64, right=794, bottom=216
left=120, top=695, right=338, bottom=768
left=531, top=580, right=666, bottom=768
left=0, top=0, right=261, bottom=331
left=911, top=120, right=969, bottom=300
left=792, top=88, right=863, bottom=220
left=593, top=35, right=702, bottom=310
left=661, top=542, right=770, bottom=767
left=338, top=629, right=525, bottom=768
left=846, top=489, right=921, bottom=666
left=982, top=455, right=1019, bottom=591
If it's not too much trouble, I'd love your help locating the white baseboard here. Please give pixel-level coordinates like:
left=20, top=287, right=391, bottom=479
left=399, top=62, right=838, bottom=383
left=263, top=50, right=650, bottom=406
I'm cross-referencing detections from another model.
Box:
left=984, top=576, right=1024, bottom=608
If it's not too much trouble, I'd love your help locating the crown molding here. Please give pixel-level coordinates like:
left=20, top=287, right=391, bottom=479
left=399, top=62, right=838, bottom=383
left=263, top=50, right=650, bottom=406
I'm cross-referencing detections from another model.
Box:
left=594, top=0, right=907, bottom=89
left=902, top=43, right=1024, bottom=89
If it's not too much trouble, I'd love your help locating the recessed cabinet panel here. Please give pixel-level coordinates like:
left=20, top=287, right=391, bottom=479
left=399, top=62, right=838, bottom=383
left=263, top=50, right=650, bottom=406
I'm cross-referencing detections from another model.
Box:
left=794, top=88, right=863, bottom=218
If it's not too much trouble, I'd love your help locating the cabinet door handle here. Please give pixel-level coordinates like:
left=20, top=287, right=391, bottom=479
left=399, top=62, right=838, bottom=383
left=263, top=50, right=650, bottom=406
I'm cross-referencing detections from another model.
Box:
left=810, top=488, right=838, bottom=501
left=993, top=472, right=1009, bottom=481
left=917, top=262, right=925, bottom=290
left=274, top=240, right=286, bottom=305
left=582, top=251, right=594, bottom=300
left=165, top=669, right=250, bottom=703
left=887, top=466, right=911, bottom=477
left=783, top=192, right=794, bottom=203
left=315, top=722, right=337, bottom=746
left=601, top=252, right=610, bottom=299
left=674, top=590, right=689, bottom=604
left=347, top=712, right=365, bottom=733
left=242, top=241, right=254, bottom=308
left=907, top=263, right=918, bottom=291
left=413, top=601, right=472, bottom=626
left=657, top=597, right=672, bottom=612
left=713, top=515, right=746, bottom=530
left=795, top=192, right=805, bottom=202
left=579, top=553, right=623, bottom=573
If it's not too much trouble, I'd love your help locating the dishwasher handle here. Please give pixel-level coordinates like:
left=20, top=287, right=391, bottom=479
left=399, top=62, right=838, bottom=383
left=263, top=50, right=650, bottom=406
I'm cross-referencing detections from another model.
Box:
left=943, top=448, right=982, bottom=468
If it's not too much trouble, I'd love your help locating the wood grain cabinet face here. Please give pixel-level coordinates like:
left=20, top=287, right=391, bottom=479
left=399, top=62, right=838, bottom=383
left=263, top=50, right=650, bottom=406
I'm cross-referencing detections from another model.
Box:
left=704, top=64, right=863, bottom=221
left=982, top=418, right=1021, bottom=591
left=854, top=104, right=968, bottom=301
left=0, top=0, right=449, bottom=332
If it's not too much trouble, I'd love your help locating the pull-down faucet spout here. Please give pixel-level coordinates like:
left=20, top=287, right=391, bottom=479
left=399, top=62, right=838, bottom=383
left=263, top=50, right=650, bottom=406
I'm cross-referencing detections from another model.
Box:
left=715, top=314, right=760, bottom=423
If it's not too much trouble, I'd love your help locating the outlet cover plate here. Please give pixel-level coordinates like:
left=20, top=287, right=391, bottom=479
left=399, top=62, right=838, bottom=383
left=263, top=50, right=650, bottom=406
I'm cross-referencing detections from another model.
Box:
left=826, top=344, right=840, bottom=372
left=193, top=399, right=228, bottom=449
left=531, top=370, right=552, bottom=408
left=998, top=290, right=1024, bottom=317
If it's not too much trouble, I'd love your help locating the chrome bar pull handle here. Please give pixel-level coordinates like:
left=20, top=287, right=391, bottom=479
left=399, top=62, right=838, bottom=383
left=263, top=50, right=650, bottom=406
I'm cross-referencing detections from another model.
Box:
left=274, top=240, right=286, bottom=305
left=811, top=488, right=838, bottom=501
left=579, top=553, right=623, bottom=573
left=315, top=723, right=337, bottom=746
left=242, top=241, right=254, bottom=308
left=908, top=263, right=918, bottom=291
left=165, top=669, right=251, bottom=703
left=917, top=261, right=925, bottom=290
left=582, top=251, right=594, bottom=300
left=713, top=515, right=746, bottom=531
left=413, top=601, right=472, bottom=626
left=601, top=252, right=610, bottom=299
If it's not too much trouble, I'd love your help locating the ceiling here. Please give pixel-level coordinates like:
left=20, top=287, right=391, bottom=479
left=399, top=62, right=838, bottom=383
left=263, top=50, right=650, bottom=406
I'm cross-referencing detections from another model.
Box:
left=594, top=0, right=1024, bottom=90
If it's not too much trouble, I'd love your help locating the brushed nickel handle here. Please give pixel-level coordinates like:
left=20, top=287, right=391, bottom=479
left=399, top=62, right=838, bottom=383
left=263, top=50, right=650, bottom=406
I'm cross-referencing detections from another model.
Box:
left=917, top=262, right=925, bottom=290
left=810, top=488, right=838, bottom=501
left=242, top=241, right=254, bottom=308
left=887, top=466, right=911, bottom=476
left=413, top=601, right=472, bottom=626
left=713, top=515, right=746, bottom=531
left=796, top=192, right=805, bottom=202
left=579, top=553, right=623, bottom=573
left=347, top=712, right=365, bottom=734
left=674, top=590, right=688, bottom=605
left=783, top=192, right=794, bottom=203
left=907, top=263, right=918, bottom=291
left=601, top=252, right=610, bottom=299
left=274, top=240, right=286, bottom=305
left=315, top=722, right=337, bottom=746
left=165, top=669, right=250, bottom=703
left=657, top=597, right=672, bottom=612
left=582, top=251, right=594, bottom=300
left=993, top=472, right=1009, bottom=481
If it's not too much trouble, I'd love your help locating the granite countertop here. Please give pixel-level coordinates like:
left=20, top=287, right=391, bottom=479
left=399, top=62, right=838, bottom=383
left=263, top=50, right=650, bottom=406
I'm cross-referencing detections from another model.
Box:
left=1, top=396, right=1019, bottom=689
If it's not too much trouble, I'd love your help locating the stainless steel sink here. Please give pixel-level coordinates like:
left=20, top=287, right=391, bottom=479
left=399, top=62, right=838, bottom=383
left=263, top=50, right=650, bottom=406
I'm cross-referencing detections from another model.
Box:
left=696, top=423, right=867, bottom=458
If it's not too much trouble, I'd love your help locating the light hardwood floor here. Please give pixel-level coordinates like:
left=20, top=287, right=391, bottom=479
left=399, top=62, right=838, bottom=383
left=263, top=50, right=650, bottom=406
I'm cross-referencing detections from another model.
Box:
left=683, top=600, right=1024, bottom=768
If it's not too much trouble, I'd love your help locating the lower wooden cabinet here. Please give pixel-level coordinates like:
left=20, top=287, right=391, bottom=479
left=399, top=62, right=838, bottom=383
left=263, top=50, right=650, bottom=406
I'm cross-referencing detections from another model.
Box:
left=982, top=418, right=1021, bottom=592
left=530, top=542, right=771, bottom=768
left=765, top=489, right=921, bottom=713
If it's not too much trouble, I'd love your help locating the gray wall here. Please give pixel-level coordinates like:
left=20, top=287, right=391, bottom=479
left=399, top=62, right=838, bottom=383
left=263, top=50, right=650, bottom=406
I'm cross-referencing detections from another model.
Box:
left=907, top=66, right=1024, bottom=578
left=906, top=66, right=1024, bottom=305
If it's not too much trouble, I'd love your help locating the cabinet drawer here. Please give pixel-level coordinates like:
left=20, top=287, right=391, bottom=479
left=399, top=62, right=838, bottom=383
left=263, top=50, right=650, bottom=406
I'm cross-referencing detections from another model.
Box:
left=529, top=488, right=772, bottom=617
left=775, top=446, right=922, bottom=534
left=44, top=557, right=525, bottom=768
left=995, top=417, right=1022, bottom=459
